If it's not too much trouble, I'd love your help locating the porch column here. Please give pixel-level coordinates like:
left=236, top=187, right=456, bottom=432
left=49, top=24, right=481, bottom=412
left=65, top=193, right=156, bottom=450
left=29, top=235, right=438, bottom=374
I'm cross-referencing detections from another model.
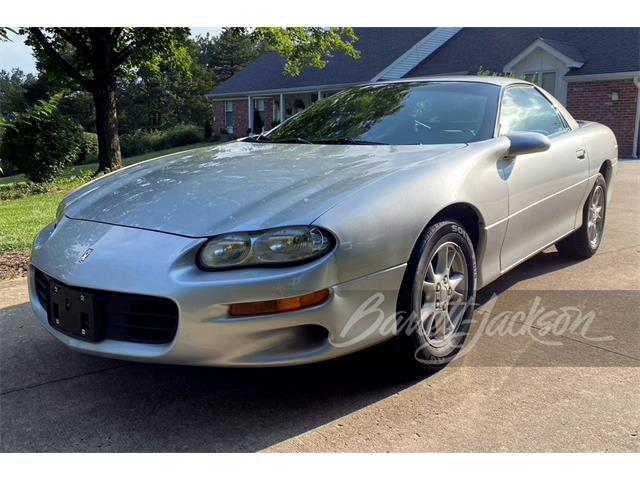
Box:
left=318, top=90, right=322, bottom=101
left=247, top=96, right=253, bottom=135
left=279, top=93, right=285, bottom=122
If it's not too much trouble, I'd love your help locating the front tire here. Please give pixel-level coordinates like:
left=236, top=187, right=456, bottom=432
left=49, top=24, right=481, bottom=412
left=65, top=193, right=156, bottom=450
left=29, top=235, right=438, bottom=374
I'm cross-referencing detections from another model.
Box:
left=395, top=220, right=477, bottom=372
left=556, top=174, right=607, bottom=259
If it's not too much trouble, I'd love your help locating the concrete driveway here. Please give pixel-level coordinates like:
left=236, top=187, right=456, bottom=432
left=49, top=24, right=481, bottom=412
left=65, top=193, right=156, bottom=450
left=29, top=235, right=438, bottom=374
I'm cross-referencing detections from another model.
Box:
left=1, top=163, right=638, bottom=452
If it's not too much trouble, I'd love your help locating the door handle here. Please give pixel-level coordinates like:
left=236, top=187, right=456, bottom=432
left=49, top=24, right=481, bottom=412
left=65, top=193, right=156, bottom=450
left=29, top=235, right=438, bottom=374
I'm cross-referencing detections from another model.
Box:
left=576, top=149, right=586, bottom=159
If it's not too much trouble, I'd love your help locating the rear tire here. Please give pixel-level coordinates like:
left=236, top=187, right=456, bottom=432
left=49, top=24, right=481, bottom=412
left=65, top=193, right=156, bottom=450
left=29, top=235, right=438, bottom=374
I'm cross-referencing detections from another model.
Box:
left=556, top=174, right=607, bottom=259
left=395, top=220, right=477, bottom=373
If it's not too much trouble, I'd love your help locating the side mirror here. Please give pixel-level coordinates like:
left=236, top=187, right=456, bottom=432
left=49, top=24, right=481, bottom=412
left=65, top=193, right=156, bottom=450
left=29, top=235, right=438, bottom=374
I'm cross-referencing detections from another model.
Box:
left=504, top=132, right=551, bottom=157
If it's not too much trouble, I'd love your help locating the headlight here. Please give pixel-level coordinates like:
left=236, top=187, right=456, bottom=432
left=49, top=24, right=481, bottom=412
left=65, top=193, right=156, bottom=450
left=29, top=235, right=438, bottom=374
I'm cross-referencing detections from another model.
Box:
left=198, top=226, right=335, bottom=270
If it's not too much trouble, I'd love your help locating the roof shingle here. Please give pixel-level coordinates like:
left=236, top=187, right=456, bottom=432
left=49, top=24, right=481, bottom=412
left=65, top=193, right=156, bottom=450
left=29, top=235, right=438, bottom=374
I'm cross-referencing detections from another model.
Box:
left=406, top=27, right=639, bottom=78
left=208, top=27, right=435, bottom=97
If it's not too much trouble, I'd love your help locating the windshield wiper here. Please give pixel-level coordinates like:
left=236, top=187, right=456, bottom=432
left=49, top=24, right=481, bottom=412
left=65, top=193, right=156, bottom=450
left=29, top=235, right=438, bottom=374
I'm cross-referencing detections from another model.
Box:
left=244, top=136, right=313, bottom=144
left=314, top=137, right=389, bottom=145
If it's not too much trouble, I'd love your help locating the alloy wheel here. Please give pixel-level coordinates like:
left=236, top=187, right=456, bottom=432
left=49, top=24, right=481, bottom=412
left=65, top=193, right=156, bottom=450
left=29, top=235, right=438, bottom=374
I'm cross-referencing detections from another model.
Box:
left=420, top=241, right=468, bottom=348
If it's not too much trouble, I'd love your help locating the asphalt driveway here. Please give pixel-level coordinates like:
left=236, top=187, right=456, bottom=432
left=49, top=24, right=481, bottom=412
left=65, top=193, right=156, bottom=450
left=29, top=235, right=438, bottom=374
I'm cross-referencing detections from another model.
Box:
left=1, top=162, right=638, bottom=452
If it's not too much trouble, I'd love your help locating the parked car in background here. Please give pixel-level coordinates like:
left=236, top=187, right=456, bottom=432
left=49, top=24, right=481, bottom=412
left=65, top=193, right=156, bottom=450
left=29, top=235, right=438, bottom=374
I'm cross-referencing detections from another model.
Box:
left=30, top=77, right=617, bottom=371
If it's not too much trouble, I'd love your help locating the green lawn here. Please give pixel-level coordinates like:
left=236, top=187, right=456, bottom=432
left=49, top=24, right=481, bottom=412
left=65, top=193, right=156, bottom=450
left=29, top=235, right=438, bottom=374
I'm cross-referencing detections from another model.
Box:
left=0, top=192, right=66, bottom=251
left=0, top=141, right=218, bottom=253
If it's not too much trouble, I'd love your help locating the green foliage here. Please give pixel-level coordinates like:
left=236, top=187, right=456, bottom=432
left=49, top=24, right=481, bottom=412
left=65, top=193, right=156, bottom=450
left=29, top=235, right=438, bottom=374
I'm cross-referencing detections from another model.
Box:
left=477, top=66, right=516, bottom=78
left=194, top=29, right=267, bottom=82
left=0, top=69, right=38, bottom=120
left=0, top=94, right=84, bottom=183
left=77, top=131, right=98, bottom=164
left=117, top=39, right=216, bottom=134
left=120, top=124, right=203, bottom=157
left=252, top=27, right=360, bottom=76
left=0, top=181, right=50, bottom=200
left=23, top=28, right=193, bottom=87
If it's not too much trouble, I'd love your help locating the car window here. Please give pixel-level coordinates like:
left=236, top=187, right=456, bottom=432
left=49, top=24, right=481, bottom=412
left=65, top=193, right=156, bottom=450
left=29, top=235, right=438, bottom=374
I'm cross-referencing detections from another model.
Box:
left=264, top=82, right=501, bottom=146
left=499, top=85, right=568, bottom=137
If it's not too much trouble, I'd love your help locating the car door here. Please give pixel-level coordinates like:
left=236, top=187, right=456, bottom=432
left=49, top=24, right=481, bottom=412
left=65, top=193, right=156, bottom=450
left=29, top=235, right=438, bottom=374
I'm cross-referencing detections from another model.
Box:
left=498, top=85, right=589, bottom=272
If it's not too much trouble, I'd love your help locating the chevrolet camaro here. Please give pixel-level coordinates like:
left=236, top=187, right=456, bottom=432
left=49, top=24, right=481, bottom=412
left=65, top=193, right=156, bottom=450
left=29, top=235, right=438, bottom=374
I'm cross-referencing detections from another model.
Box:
left=29, top=76, right=617, bottom=370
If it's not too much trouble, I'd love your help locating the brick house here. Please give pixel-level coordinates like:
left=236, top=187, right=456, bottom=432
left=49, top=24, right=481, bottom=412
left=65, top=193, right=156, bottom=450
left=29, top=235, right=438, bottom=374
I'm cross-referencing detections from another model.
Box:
left=207, top=27, right=640, bottom=157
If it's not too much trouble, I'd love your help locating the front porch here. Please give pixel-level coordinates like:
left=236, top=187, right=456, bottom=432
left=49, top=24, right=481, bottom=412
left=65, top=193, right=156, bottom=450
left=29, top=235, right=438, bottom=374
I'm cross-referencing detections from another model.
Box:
left=211, top=89, right=339, bottom=138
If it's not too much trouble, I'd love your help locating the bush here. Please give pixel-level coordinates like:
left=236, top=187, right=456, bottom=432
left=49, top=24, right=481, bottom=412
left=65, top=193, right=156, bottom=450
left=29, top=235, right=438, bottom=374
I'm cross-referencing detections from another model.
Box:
left=0, top=96, right=83, bottom=183
left=120, top=124, right=203, bottom=157
left=0, top=181, right=49, bottom=201
left=77, top=132, right=99, bottom=165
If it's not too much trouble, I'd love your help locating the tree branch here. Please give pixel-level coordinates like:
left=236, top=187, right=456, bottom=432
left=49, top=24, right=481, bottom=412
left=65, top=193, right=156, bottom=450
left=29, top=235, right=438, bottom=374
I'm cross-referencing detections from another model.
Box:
left=28, top=28, right=94, bottom=91
left=52, top=28, right=92, bottom=58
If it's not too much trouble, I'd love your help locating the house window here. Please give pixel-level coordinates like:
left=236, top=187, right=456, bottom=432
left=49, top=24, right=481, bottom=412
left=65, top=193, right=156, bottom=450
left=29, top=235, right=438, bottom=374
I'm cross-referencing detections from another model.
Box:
left=253, top=99, right=266, bottom=112
left=224, top=101, right=234, bottom=133
left=523, top=71, right=557, bottom=95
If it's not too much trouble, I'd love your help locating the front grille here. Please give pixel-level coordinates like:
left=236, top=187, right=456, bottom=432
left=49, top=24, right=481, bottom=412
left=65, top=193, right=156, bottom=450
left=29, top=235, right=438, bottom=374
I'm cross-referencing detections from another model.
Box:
left=33, top=268, right=178, bottom=344
left=102, top=292, right=179, bottom=344
left=34, top=269, right=49, bottom=310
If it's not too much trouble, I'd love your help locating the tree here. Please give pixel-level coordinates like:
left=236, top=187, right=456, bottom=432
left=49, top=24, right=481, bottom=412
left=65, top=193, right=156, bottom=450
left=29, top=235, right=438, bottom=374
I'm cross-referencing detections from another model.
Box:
left=117, top=39, right=216, bottom=133
left=194, top=29, right=267, bottom=82
left=23, top=28, right=192, bottom=173
left=0, top=69, right=37, bottom=119
left=1, top=93, right=83, bottom=182
left=22, top=27, right=358, bottom=174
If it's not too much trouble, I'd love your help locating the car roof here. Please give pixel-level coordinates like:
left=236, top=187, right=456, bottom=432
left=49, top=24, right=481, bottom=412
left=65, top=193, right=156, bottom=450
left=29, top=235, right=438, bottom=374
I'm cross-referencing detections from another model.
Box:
left=371, top=75, right=528, bottom=88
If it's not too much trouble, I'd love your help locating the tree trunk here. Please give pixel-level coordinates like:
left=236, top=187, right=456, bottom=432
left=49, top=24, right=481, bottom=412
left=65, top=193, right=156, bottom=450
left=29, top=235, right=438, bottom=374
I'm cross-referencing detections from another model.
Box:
left=93, top=81, right=122, bottom=173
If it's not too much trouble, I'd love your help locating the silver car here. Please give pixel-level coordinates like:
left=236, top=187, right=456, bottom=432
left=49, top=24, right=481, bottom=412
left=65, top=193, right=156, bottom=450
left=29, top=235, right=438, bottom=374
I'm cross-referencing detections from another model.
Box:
left=29, top=76, right=617, bottom=370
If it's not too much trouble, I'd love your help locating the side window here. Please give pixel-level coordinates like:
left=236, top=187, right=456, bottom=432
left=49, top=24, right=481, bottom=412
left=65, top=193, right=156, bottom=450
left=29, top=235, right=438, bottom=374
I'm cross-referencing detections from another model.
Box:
left=499, top=86, right=568, bottom=137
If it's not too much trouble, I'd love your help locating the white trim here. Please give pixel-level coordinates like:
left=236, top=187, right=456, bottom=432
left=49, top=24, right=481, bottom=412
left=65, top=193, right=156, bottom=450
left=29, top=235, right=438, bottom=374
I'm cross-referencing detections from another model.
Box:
left=503, top=38, right=584, bottom=73
left=206, top=82, right=362, bottom=99
left=371, top=27, right=463, bottom=81
left=279, top=93, right=285, bottom=123
left=565, top=71, right=640, bottom=83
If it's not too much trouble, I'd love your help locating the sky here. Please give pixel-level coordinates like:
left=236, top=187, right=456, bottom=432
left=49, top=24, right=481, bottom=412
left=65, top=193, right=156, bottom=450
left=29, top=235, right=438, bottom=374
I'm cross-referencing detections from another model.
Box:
left=0, top=28, right=223, bottom=75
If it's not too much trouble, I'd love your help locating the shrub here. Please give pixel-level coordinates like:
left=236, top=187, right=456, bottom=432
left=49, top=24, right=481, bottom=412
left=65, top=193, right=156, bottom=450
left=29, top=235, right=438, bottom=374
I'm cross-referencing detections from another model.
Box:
left=0, top=181, right=49, bottom=201
left=120, top=124, right=203, bottom=157
left=77, top=132, right=99, bottom=165
left=0, top=96, right=83, bottom=183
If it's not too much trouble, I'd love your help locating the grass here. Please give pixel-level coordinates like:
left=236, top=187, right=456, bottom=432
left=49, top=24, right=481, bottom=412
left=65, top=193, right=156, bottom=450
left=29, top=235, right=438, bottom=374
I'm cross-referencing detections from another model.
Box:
left=0, top=192, right=66, bottom=251
left=0, top=141, right=218, bottom=253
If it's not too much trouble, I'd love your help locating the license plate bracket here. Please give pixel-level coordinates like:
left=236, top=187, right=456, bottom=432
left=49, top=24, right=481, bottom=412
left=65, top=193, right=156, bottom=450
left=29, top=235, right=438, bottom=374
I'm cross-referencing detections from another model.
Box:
left=49, top=282, right=102, bottom=342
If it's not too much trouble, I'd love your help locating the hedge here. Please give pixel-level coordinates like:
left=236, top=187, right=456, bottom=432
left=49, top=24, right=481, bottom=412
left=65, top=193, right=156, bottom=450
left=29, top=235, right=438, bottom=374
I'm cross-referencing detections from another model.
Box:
left=120, top=124, right=203, bottom=157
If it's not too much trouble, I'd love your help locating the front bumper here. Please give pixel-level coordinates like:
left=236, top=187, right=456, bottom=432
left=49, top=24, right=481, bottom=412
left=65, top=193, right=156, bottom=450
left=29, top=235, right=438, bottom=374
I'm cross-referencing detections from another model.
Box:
left=29, top=218, right=406, bottom=366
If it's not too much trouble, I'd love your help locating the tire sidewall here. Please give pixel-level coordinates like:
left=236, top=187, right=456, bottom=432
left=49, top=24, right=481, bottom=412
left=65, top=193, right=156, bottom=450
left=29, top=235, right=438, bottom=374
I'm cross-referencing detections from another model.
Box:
left=397, top=220, right=477, bottom=368
left=583, top=174, right=607, bottom=254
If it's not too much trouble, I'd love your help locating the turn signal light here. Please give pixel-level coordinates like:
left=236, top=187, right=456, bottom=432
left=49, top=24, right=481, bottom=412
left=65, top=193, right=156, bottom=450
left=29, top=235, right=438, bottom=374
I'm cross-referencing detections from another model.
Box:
left=228, top=289, right=331, bottom=317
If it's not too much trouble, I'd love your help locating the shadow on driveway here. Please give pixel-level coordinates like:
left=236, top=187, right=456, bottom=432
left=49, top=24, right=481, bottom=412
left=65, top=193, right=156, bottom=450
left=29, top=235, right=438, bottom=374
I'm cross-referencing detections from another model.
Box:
left=0, top=249, right=583, bottom=452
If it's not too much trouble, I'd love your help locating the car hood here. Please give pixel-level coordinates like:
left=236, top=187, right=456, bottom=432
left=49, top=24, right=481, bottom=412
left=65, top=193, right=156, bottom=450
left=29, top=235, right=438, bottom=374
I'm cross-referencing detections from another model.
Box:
left=64, top=142, right=464, bottom=237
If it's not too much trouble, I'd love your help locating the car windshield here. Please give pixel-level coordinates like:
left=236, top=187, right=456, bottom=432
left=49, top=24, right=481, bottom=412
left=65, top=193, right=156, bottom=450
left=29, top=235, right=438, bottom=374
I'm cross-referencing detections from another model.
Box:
left=262, top=82, right=501, bottom=146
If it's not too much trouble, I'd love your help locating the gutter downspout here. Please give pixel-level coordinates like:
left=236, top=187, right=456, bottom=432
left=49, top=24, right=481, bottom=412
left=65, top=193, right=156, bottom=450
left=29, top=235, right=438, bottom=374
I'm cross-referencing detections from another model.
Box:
left=633, top=76, right=640, bottom=159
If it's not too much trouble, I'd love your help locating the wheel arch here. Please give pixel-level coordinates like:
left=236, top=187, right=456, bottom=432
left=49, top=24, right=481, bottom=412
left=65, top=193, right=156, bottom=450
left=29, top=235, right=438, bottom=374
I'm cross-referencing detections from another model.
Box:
left=407, top=202, right=486, bottom=268
left=598, top=159, right=613, bottom=187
